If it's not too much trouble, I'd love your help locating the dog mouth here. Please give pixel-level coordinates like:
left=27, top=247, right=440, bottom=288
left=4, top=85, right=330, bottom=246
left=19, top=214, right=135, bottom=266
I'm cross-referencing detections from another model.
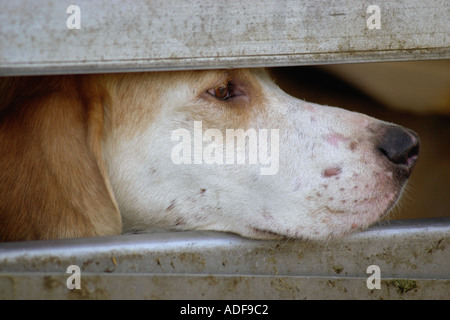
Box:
left=380, top=183, right=408, bottom=218
left=249, top=187, right=405, bottom=240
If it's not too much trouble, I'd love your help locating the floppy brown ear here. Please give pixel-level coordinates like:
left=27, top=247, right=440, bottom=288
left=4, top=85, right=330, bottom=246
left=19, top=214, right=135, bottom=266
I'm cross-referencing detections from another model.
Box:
left=0, top=76, right=122, bottom=241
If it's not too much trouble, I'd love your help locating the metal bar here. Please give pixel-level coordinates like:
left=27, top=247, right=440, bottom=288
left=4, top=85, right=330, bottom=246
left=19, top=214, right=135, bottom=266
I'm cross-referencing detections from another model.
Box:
left=1, top=218, right=449, bottom=299
left=1, top=0, right=449, bottom=75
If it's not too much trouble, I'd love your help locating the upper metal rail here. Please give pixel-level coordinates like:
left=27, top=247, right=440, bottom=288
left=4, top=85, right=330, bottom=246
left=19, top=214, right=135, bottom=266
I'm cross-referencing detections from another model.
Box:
left=0, top=0, right=449, bottom=75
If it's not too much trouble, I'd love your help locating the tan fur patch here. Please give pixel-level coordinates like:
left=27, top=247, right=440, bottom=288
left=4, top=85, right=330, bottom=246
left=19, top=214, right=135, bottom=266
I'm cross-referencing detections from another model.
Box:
left=0, top=76, right=121, bottom=241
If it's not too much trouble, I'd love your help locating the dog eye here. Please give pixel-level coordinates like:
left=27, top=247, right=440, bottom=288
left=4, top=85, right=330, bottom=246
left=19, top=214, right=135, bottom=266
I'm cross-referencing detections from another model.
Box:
left=207, top=82, right=234, bottom=100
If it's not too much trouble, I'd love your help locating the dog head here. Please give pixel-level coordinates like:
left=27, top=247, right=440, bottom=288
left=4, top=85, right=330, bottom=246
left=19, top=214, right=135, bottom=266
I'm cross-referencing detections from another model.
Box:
left=102, top=68, right=419, bottom=240
left=0, top=68, right=419, bottom=241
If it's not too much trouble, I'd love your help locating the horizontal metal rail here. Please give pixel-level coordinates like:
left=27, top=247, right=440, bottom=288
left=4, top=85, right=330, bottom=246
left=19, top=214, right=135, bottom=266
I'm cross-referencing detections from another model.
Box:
left=1, top=218, right=449, bottom=299
left=0, top=0, right=449, bottom=75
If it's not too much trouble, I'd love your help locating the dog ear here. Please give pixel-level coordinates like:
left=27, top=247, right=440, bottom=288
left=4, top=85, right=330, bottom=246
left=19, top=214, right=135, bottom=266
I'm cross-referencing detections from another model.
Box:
left=0, top=76, right=122, bottom=241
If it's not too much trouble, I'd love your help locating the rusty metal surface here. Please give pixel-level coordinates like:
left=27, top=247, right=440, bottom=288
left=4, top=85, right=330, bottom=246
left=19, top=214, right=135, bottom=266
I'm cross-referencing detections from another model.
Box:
left=0, top=218, right=449, bottom=299
left=0, top=0, right=449, bottom=75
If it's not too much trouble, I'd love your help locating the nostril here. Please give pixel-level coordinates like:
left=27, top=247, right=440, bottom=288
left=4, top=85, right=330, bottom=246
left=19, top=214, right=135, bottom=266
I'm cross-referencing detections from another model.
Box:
left=405, top=143, right=420, bottom=166
left=408, top=143, right=420, bottom=159
left=377, top=126, right=420, bottom=167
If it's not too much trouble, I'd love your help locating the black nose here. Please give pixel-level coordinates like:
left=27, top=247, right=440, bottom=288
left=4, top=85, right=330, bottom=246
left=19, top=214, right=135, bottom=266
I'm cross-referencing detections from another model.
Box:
left=377, top=125, right=420, bottom=168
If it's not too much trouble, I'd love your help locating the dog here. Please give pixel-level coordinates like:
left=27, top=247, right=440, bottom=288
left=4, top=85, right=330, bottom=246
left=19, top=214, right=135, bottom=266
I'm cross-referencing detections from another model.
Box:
left=0, top=69, right=419, bottom=242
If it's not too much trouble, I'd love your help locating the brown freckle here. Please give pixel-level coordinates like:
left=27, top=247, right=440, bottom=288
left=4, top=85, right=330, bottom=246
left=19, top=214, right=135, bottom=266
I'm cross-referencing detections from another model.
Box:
left=322, top=184, right=328, bottom=189
left=175, top=217, right=186, bottom=226
left=354, top=199, right=358, bottom=203
left=322, top=167, right=342, bottom=178
left=349, top=141, right=357, bottom=151
left=353, top=186, right=358, bottom=189
left=166, top=200, right=176, bottom=211
left=200, top=188, right=206, bottom=194
left=316, top=192, right=322, bottom=197
left=341, top=200, right=346, bottom=204
left=340, top=188, right=345, bottom=191
left=328, top=197, right=334, bottom=201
